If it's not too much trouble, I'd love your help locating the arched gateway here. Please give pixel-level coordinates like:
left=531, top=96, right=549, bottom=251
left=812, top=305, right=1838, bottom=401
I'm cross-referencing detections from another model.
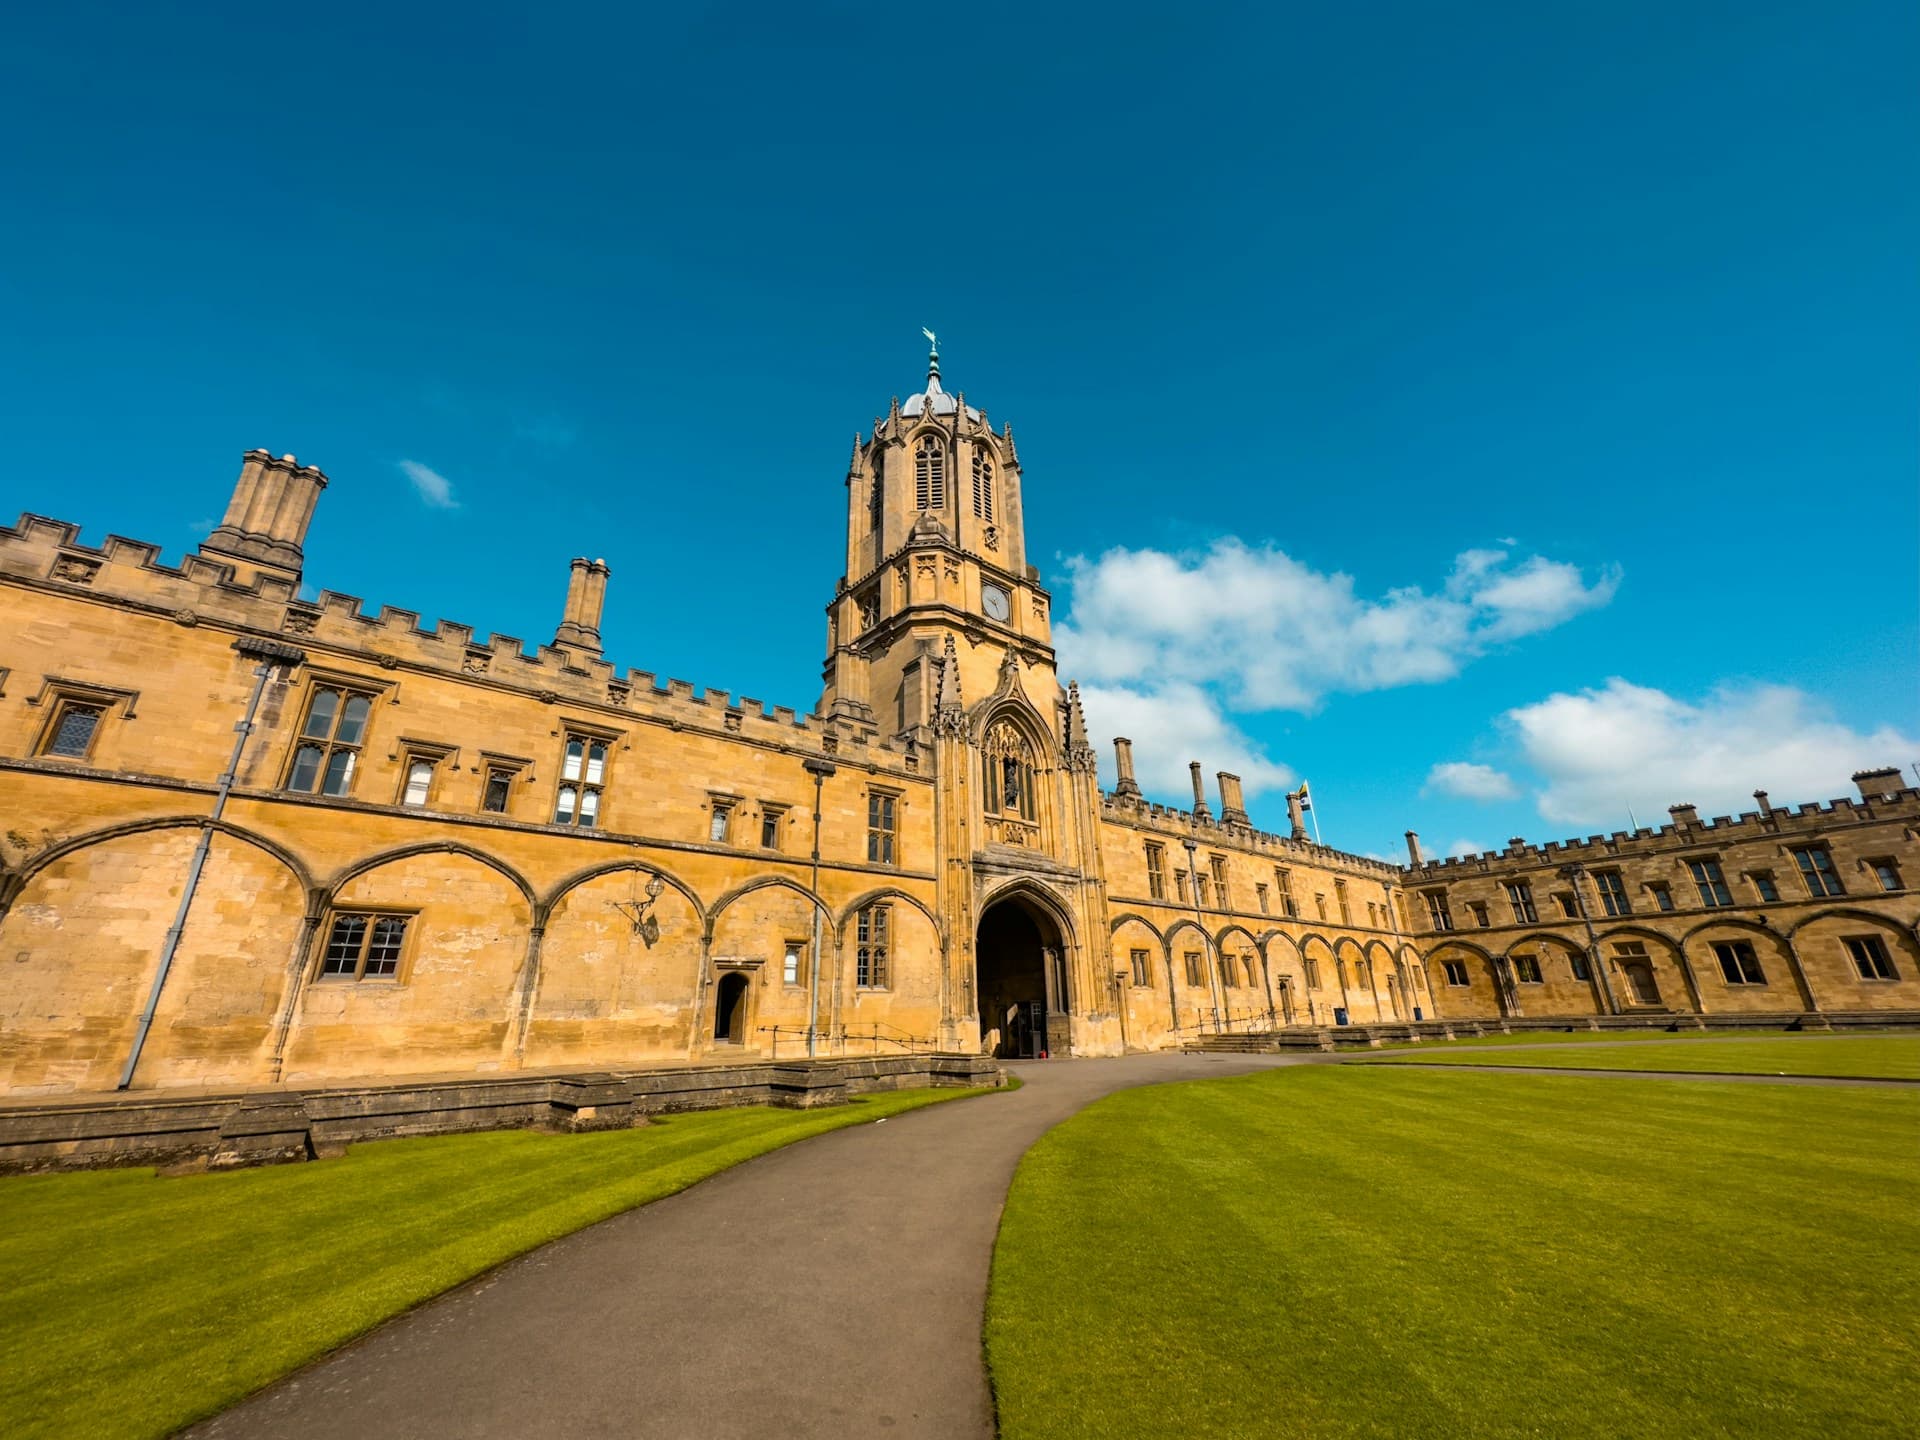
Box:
left=975, top=892, right=1071, bottom=1059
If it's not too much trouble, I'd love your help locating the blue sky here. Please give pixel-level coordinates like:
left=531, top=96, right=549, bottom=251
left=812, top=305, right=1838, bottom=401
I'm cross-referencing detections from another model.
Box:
left=3, top=2, right=1914, bottom=860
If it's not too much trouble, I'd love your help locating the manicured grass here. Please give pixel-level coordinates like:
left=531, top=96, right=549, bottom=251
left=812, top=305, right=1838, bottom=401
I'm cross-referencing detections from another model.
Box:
left=1362, top=1034, right=1920, bottom=1079
left=0, top=1086, right=993, bottom=1440
left=1369, top=1026, right=1826, bottom=1050
left=987, top=1067, right=1918, bottom=1439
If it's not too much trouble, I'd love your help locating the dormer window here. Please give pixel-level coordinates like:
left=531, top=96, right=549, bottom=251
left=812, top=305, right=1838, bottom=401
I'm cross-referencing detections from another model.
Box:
left=914, top=435, right=945, bottom=510
left=971, top=449, right=995, bottom=520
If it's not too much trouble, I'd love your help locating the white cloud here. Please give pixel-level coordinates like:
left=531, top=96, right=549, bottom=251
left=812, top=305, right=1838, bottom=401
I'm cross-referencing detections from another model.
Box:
left=1055, top=540, right=1617, bottom=712
left=1424, top=761, right=1521, bottom=801
left=399, top=459, right=459, bottom=509
left=1078, top=681, right=1295, bottom=805
left=1507, top=678, right=1916, bottom=828
left=1446, top=837, right=1490, bottom=858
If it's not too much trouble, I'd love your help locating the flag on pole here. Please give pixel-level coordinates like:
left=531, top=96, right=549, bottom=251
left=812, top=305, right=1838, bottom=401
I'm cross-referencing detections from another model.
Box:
left=1296, top=781, right=1313, bottom=811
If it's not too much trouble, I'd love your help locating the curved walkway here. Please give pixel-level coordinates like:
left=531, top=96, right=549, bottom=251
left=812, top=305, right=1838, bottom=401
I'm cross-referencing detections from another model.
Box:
left=189, top=1053, right=1306, bottom=1440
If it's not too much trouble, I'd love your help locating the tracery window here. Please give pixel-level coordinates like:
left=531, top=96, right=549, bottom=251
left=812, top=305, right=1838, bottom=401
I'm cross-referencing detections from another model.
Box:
left=981, top=720, right=1038, bottom=822
left=914, top=434, right=945, bottom=510
left=971, top=449, right=994, bottom=520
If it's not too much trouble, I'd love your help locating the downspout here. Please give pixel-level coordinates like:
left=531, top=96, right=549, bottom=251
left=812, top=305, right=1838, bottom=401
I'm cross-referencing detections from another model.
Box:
left=1559, top=863, right=1619, bottom=1015
left=120, top=637, right=303, bottom=1090
left=1183, top=834, right=1220, bottom=1031
left=803, top=757, right=837, bottom=1058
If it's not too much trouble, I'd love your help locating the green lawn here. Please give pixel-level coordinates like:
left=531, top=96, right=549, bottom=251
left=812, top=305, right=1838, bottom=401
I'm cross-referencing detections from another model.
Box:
left=987, top=1067, right=1918, bottom=1439
left=0, top=1086, right=992, bottom=1440
left=1369, top=1026, right=1834, bottom=1050
left=1361, top=1034, right=1920, bottom=1079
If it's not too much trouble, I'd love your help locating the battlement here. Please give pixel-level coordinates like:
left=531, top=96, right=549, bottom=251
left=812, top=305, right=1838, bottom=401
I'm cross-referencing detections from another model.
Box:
left=0, top=512, right=905, bottom=768
left=1099, top=791, right=1402, bottom=879
left=1406, top=786, right=1920, bottom=879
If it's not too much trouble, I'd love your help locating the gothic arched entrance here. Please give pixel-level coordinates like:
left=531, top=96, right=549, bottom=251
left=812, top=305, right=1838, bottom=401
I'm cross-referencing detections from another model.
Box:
left=976, top=892, right=1069, bottom=1059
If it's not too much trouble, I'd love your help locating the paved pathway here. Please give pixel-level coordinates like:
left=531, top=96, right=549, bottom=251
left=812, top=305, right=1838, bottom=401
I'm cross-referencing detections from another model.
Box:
left=190, top=1053, right=1306, bottom=1440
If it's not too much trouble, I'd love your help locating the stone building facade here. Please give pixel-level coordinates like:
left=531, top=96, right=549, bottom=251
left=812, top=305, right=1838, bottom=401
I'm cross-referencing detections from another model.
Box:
left=1400, top=774, right=1920, bottom=1022
left=2, top=348, right=1915, bottom=1096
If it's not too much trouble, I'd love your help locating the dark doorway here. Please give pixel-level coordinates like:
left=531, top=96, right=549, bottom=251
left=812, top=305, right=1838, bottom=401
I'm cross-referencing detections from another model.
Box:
left=976, top=896, right=1066, bottom=1058
left=713, top=972, right=750, bottom=1044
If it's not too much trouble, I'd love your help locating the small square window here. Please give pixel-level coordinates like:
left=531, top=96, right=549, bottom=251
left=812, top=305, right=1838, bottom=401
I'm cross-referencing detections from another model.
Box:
left=1844, top=934, right=1896, bottom=981
left=1749, top=870, right=1779, bottom=903
left=1711, top=940, right=1765, bottom=985
left=1554, top=892, right=1578, bottom=919
left=709, top=802, right=734, bottom=844
left=482, top=768, right=514, bottom=814
left=782, top=940, right=807, bottom=986
left=1792, top=846, right=1845, bottom=898
left=1868, top=858, right=1903, bottom=893
left=1469, top=901, right=1490, bottom=928
left=1442, top=959, right=1470, bottom=986
left=1594, top=870, right=1631, bottom=917
left=761, top=806, right=787, bottom=851
left=318, top=912, right=412, bottom=981
left=1184, top=951, right=1204, bottom=987
left=1687, top=858, right=1734, bottom=908
left=1129, top=948, right=1151, bottom=987
left=1511, top=952, right=1543, bottom=984
left=1648, top=882, right=1675, bottom=912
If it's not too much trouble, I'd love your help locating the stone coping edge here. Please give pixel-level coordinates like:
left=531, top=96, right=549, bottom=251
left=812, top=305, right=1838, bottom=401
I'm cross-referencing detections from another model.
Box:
left=0, top=1053, right=1007, bottom=1175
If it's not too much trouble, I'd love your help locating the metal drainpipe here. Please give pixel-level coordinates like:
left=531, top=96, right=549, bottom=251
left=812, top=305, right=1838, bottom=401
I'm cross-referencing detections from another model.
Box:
left=120, top=639, right=301, bottom=1090
left=1183, top=835, right=1220, bottom=1031
left=803, top=757, right=837, bottom=1059
left=1559, top=863, right=1619, bottom=1015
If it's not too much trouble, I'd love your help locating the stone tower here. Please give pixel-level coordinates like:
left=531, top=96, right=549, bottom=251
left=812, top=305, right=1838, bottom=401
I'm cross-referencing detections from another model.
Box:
left=821, top=338, right=1110, bottom=1056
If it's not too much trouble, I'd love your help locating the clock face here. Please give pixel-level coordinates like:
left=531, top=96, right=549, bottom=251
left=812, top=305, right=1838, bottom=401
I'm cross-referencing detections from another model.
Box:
left=982, top=584, right=1011, bottom=622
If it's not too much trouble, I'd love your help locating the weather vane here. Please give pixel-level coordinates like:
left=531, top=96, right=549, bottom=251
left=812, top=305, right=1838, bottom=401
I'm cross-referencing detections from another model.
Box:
left=921, top=326, right=938, bottom=353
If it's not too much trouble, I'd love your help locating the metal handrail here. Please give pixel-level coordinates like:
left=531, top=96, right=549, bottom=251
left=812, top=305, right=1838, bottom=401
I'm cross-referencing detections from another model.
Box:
left=757, top=1021, right=936, bottom=1057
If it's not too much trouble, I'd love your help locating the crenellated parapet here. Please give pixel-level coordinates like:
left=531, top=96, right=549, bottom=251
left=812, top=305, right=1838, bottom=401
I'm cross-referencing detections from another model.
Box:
left=1404, top=787, right=1920, bottom=880
left=0, top=511, right=908, bottom=773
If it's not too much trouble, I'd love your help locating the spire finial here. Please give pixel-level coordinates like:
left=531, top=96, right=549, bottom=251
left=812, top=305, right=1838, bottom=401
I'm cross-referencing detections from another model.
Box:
left=921, top=326, right=941, bottom=391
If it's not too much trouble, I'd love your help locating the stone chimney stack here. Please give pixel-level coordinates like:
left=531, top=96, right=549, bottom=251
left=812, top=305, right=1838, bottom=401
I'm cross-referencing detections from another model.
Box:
left=1405, top=830, right=1424, bottom=866
left=1188, top=761, right=1212, bottom=822
left=1286, top=789, right=1307, bottom=841
left=554, top=556, right=611, bottom=653
left=1217, top=771, right=1249, bottom=827
left=1111, top=737, right=1142, bottom=799
left=1853, top=767, right=1904, bottom=802
left=199, top=449, right=329, bottom=583
left=1667, top=802, right=1699, bottom=828
left=1752, top=789, right=1772, bottom=818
